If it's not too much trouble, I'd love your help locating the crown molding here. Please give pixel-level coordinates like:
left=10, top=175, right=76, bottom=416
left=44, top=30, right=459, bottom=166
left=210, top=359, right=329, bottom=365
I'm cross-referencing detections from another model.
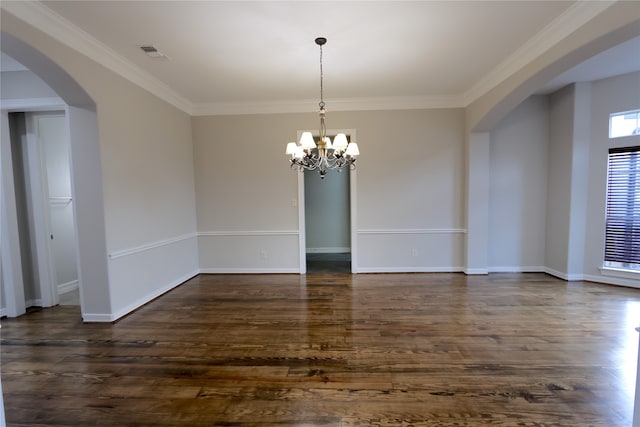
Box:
left=462, top=0, right=616, bottom=106
left=191, top=95, right=465, bottom=116
left=1, top=1, right=193, bottom=114
left=2, top=1, right=614, bottom=116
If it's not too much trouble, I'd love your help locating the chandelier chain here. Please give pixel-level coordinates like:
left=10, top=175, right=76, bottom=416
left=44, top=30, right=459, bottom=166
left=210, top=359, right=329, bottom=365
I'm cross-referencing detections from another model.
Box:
left=319, top=43, right=324, bottom=110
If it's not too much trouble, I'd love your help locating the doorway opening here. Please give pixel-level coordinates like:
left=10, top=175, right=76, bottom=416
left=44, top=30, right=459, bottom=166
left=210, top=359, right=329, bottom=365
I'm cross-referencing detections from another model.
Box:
left=297, top=130, right=357, bottom=274
left=7, top=111, right=80, bottom=308
left=304, top=167, right=351, bottom=273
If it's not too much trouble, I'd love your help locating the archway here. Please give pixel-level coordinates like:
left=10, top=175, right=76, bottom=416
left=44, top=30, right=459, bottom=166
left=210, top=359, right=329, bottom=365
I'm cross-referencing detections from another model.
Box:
left=1, top=31, right=111, bottom=320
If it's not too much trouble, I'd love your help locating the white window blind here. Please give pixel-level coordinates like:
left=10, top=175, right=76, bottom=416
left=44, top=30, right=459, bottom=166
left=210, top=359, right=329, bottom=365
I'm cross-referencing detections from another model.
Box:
left=605, top=146, right=640, bottom=270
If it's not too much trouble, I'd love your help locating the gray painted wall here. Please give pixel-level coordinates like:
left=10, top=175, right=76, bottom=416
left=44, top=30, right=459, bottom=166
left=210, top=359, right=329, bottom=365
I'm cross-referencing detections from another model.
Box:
left=1, top=70, right=59, bottom=100
left=489, top=96, right=549, bottom=271
left=585, top=72, right=640, bottom=283
left=546, top=85, right=576, bottom=276
left=304, top=167, right=350, bottom=253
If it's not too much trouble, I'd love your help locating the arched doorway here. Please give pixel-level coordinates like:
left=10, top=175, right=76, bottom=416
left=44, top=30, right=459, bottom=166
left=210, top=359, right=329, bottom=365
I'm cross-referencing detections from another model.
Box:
left=1, top=31, right=111, bottom=320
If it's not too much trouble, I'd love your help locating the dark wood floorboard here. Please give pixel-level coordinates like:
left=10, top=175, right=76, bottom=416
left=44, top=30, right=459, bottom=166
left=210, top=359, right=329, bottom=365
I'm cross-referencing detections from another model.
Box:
left=2, top=272, right=640, bottom=426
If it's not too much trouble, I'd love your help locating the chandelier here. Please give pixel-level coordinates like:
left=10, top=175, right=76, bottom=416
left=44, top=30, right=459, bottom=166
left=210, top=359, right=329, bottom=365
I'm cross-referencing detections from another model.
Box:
left=286, top=37, right=359, bottom=178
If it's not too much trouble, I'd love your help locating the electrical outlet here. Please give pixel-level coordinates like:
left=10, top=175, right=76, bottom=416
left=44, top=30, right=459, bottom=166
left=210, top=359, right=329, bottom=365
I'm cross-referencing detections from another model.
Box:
left=260, top=250, right=268, bottom=259
left=411, top=249, right=418, bottom=257
left=291, top=199, right=297, bottom=207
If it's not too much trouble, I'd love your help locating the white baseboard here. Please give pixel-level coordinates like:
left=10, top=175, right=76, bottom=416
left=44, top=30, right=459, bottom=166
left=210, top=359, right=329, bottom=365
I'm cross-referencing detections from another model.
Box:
left=583, top=273, right=640, bottom=289
left=488, top=266, right=546, bottom=273
left=544, top=267, right=584, bottom=281
left=57, top=280, right=79, bottom=295
left=82, top=270, right=199, bottom=323
left=306, top=247, right=350, bottom=254
left=25, top=299, right=43, bottom=308
left=358, top=266, right=464, bottom=273
left=81, top=313, right=114, bottom=322
left=199, top=268, right=300, bottom=274
left=463, top=268, right=488, bottom=275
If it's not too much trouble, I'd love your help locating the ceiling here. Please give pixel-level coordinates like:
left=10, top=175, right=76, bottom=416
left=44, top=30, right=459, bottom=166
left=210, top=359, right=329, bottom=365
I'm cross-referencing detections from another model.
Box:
left=2, top=1, right=639, bottom=114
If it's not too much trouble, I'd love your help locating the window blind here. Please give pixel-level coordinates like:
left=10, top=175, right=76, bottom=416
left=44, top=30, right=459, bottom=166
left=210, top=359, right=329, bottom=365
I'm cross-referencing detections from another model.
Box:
left=605, top=146, right=640, bottom=266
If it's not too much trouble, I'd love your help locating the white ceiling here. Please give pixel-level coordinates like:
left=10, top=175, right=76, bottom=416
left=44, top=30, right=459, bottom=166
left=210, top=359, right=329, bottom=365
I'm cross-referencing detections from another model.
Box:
left=2, top=1, right=639, bottom=114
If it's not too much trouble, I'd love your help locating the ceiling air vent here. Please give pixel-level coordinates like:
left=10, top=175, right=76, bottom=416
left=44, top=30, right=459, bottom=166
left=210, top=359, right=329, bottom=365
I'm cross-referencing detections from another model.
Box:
left=139, top=45, right=168, bottom=59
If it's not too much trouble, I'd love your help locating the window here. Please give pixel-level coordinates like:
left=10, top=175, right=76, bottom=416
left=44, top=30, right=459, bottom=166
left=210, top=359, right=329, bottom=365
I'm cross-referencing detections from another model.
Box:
left=609, top=109, right=640, bottom=138
left=604, top=146, right=640, bottom=271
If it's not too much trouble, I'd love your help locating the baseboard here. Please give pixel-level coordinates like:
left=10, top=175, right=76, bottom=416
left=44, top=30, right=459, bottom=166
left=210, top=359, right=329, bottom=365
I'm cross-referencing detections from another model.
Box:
left=357, top=266, right=464, bottom=273
left=81, top=313, right=114, bottom=322
left=488, top=266, right=546, bottom=273
left=82, top=270, right=199, bottom=323
left=306, top=247, right=350, bottom=254
left=25, top=298, right=42, bottom=308
left=463, top=268, right=489, bottom=275
left=583, top=273, right=640, bottom=289
left=544, top=267, right=584, bottom=281
left=199, top=268, right=300, bottom=274
left=58, top=280, right=79, bottom=295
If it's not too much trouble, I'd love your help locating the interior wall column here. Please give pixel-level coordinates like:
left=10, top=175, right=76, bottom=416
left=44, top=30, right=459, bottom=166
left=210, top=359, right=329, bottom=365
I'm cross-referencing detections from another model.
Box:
left=566, top=82, right=591, bottom=278
left=66, top=105, right=112, bottom=320
left=465, top=131, right=490, bottom=274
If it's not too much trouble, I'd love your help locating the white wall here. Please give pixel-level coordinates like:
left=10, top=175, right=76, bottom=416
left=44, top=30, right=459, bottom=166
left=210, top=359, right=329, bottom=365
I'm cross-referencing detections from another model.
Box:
left=488, top=96, right=549, bottom=272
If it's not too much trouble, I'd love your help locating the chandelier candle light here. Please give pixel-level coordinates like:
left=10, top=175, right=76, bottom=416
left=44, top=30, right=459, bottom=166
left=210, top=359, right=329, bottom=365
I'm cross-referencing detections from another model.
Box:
left=286, top=37, right=359, bottom=178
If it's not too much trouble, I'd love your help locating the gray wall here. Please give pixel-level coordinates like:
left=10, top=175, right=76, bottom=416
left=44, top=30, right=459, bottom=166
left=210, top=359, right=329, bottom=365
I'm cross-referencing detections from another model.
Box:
left=192, top=108, right=466, bottom=273
left=584, top=72, right=640, bottom=284
left=544, top=71, right=640, bottom=286
left=304, top=167, right=350, bottom=253
left=546, top=85, right=575, bottom=276
left=489, top=96, right=549, bottom=271
left=1, top=70, right=59, bottom=100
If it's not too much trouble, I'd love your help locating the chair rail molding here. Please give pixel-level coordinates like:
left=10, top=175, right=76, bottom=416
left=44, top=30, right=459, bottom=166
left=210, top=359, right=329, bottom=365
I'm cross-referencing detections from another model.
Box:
left=108, top=232, right=197, bottom=259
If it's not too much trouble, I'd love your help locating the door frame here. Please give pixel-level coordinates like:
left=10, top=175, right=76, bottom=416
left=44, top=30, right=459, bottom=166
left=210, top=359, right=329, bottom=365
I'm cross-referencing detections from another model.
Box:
left=297, top=128, right=358, bottom=274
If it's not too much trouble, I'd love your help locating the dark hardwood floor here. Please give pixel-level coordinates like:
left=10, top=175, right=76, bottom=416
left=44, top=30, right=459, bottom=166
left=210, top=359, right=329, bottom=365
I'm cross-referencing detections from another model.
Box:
left=306, top=252, right=351, bottom=274
left=2, top=272, right=640, bottom=426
